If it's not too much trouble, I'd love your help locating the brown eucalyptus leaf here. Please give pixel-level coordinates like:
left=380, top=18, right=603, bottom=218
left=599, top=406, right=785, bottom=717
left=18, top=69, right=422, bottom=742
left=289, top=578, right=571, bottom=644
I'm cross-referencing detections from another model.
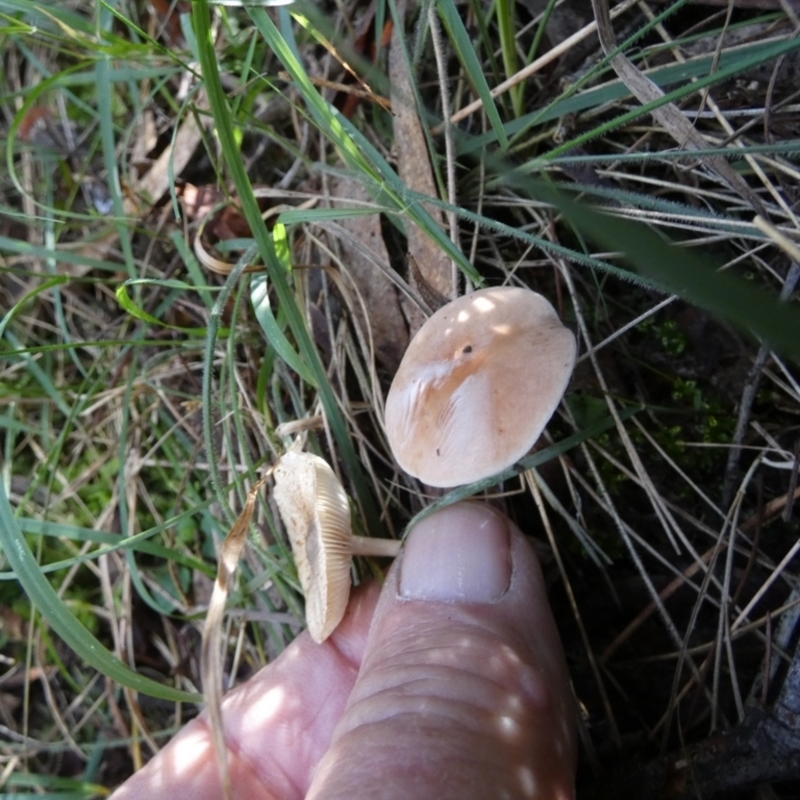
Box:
left=389, top=0, right=453, bottom=311
left=330, top=176, right=411, bottom=373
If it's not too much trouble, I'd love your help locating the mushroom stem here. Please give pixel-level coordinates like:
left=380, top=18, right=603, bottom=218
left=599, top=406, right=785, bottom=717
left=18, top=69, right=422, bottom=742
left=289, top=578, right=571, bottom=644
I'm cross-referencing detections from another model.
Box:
left=351, top=536, right=402, bottom=558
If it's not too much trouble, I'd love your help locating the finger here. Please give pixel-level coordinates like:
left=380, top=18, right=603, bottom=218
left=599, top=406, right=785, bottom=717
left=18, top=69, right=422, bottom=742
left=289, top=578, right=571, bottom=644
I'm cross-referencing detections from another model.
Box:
left=110, top=581, right=381, bottom=800
left=307, top=502, right=577, bottom=800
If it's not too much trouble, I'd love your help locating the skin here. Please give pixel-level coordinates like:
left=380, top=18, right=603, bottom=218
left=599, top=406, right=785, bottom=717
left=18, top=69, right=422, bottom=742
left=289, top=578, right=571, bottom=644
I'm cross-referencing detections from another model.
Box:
left=110, top=502, right=577, bottom=800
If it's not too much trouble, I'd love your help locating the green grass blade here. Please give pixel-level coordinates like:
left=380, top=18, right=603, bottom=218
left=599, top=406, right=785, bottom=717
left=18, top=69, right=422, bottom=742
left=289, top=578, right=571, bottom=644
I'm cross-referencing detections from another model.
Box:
left=535, top=35, right=800, bottom=160
left=515, top=177, right=800, bottom=361
left=534, top=140, right=800, bottom=170
left=251, top=274, right=316, bottom=385
left=0, top=517, right=212, bottom=579
left=277, top=206, right=388, bottom=225
left=458, top=34, right=800, bottom=154
left=436, top=0, right=508, bottom=149
left=0, top=480, right=200, bottom=703
left=250, top=4, right=480, bottom=285
left=0, top=0, right=92, bottom=31
left=0, top=235, right=129, bottom=272
left=115, top=279, right=211, bottom=334
left=526, top=0, right=558, bottom=62
left=494, top=0, right=521, bottom=117
left=396, top=185, right=648, bottom=285
left=192, top=0, right=382, bottom=535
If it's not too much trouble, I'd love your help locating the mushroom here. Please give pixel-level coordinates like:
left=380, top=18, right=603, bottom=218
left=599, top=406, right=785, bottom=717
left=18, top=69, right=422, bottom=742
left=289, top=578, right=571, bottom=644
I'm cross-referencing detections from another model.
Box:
left=273, top=451, right=401, bottom=643
left=385, top=286, right=576, bottom=488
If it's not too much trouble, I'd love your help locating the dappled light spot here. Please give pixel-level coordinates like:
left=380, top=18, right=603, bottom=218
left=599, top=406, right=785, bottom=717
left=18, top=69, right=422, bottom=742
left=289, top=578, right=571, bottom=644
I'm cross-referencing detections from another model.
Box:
left=515, top=662, right=551, bottom=710
left=503, top=692, right=523, bottom=713
left=496, top=714, right=520, bottom=741
left=489, top=652, right=508, bottom=676
left=259, top=685, right=286, bottom=722
left=517, top=765, right=538, bottom=797
left=169, top=724, right=216, bottom=779
left=499, top=643, right=522, bottom=664
left=472, top=295, right=496, bottom=313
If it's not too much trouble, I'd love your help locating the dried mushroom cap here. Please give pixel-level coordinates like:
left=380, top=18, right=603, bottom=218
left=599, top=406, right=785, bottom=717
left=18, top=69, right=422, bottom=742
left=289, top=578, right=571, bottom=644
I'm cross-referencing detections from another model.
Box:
left=273, top=451, right=401, bottom=643
left=385, top=287, right=576, bottom=488
left=273, top=451, right=353, bottom=643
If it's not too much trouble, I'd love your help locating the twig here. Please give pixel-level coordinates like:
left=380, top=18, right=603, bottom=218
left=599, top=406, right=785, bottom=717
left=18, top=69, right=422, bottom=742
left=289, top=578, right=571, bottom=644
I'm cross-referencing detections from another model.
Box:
left=590, top=0, right=768, bottom=216
left=721, top=262, right=800, bottom=507
left=435, top=0, right=640, bottom=133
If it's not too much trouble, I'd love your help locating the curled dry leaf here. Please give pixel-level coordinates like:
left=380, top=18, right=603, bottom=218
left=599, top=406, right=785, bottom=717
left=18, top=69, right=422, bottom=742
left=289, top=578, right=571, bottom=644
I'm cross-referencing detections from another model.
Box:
left=201, top=476, right=268, bottom=800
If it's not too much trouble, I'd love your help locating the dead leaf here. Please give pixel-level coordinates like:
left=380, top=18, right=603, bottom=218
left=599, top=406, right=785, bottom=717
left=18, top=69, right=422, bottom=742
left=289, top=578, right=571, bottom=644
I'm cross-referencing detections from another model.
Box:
left=389, top=0, right=454, bottom=318
left=178, top=182, right=223, bottom=222
left=129, top=96, right=211, bottom=213
left=329, top=176, right=411, bottom=373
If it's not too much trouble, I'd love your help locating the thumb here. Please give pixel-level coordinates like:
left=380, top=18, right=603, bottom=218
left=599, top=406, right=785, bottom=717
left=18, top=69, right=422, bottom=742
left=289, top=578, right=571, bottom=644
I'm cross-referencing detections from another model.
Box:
left=307, top=501, right=577, bottom=800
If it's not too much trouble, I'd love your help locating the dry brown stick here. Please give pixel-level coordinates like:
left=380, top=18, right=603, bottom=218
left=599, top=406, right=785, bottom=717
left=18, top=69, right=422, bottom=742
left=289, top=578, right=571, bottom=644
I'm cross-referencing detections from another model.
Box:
left=590, top=0, right=768, bottom=217
left=596, top=636, right=800, bottom=800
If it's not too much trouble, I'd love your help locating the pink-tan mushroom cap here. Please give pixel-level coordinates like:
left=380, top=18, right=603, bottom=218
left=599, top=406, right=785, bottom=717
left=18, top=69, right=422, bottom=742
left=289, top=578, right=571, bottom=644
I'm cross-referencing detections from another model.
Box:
left=385, top=286, right=576, bottom=488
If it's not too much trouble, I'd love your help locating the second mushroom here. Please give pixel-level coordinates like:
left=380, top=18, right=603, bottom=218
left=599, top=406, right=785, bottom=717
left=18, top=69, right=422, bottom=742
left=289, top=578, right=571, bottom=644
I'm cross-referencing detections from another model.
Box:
left=273, top=450, right=400, bottom=643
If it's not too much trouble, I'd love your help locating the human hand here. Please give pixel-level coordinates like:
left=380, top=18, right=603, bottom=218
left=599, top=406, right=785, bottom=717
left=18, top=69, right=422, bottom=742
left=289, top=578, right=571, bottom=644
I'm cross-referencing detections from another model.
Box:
left=110, top=502, right=577, bottom=800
